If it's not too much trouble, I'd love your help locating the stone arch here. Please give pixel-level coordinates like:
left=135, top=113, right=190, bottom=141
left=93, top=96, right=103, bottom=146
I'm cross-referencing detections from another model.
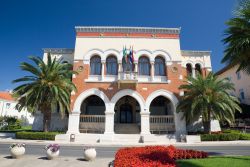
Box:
left=110, top=89, right=145, bottom=112
left=152, top=50, right=172, bottom=62
left=73, top=88, right=110, bottom=113
left=136, top=49, right=153, bottom=62
left=84, top=49, right=105, bottom=63
left=182, top=60, right=194, bottom=68
left=145, top=89, right=178, bottom=110
left=146, top=89, right=186, bottom=137
left=194, top=61, right=204, bottom=68
left=104, top=49, right=121, bottom=62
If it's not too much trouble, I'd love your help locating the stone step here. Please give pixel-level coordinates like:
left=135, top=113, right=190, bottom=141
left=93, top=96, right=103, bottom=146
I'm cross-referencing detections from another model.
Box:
left=114, top=124, right=140, bottom=134
left=113, top=134, right=142, bottom=143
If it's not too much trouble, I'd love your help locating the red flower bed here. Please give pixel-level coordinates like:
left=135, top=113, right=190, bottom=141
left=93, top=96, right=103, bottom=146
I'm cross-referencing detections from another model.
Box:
left=114, top=145, right=208, bottom=167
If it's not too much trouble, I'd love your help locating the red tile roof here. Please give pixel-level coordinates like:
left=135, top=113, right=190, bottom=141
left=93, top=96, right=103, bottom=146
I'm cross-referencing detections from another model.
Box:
left=0, top=92, right=15, bottom=101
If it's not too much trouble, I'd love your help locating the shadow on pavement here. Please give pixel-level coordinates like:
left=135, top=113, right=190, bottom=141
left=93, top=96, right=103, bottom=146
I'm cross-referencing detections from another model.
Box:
left=4, top=156, right=13, bottom=159
left=76, top=158, right=87, bottom=161
left=38, top=156, right=49, bottom=160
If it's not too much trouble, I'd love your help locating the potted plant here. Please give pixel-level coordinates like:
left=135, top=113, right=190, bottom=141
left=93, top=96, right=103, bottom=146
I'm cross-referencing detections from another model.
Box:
left=83, top=146, right=96, bottom=161
left=9, top=143, right=25, bottom=158
left=44, top=144, right=60, bottom=160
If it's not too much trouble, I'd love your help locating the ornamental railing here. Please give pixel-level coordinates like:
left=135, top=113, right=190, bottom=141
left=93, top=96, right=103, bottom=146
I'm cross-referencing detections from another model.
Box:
left=150, top=115, right=175, bottom=133
left=79, top=115, right=105, bottom=133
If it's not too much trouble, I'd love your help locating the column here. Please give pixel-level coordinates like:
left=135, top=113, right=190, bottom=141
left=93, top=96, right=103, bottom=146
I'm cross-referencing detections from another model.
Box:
left=101, top=61, right=105, bottom=80
left=140, top=110, right=151, bottom=135
left=150, top=62, right=154, bottom=81
left=66, top=111, right=80, bottom=134
left=134, top=62, right=138, bottom=79
left=134, top=62, right=138, bottom=72
left=118, top=62, right=122, bottom=80
left=104, top=111, right=115, bottom=134
left=191, top=67, right=195, bottom=78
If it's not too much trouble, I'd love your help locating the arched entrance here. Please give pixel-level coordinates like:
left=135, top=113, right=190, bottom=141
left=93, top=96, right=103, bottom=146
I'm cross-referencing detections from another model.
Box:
left=149, top=95, right=175, bottom=134
left=120, top=104, right=133, bottom=123
left=114, top=95, right=141, bottom=134
left=79, top=95, right=106, bottom=133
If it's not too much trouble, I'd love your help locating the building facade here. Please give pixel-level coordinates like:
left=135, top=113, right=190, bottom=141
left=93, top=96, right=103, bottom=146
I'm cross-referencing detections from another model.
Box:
left=216, top=64, right=250, bottom=105
left=41, top=26, right=212, bottom=143
left=0, top=91, right=34, bottom=125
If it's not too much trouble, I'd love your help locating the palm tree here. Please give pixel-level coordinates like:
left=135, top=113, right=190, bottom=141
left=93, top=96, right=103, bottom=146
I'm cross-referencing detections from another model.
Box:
left=177, top=73, right=241, bottom=134
left=222, top=0, right=250, bottom=74
left=12, top=54, right=77, bottom=132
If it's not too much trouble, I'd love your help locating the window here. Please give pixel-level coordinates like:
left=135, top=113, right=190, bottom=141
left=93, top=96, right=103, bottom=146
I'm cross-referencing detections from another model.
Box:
left=139, top=56, right=150, bottom=75
left=195, top=64, right=202, bottom=76
left=154, top=56, right=166, bottom=76
left=186, top=63, right=192, bottom=76
left=106, top=56, right=118, bottom=75
left=90, top=56, right=101, bottom=75
left=226, top=76, right=232, bottom=82
left=6, top=103, right=10, bottom=109
left=236, top=71, right=241, bottom=80
left=239, top=89, right=245, bottom=100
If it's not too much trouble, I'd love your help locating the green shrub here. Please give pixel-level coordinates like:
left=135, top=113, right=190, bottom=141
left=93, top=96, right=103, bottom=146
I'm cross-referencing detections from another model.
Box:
left=201, top=133, right=240, bottom=141
left=0, top=116, right=22, bottom=130
left=16, top=131, right=62, bottom=140
left=223, top=129, right=241, bottom=134
left=240, top=133, right=250, bottom=140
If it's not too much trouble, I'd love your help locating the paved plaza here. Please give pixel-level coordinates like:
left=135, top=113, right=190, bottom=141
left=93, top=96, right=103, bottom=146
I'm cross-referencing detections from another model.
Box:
left=0, top=154, right=113, bottom=167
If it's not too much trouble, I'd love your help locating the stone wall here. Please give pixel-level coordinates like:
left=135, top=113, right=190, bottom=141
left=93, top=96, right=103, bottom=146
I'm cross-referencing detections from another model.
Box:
left=32, top=111, right=68, bottom=131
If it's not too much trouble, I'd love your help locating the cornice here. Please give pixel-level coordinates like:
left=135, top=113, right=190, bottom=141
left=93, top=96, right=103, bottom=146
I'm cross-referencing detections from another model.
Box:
left=43, top=48, right=74, bottom=54
left=181, top=50, right=211, bottom=57
left=75, top=26, right=180, bottom=34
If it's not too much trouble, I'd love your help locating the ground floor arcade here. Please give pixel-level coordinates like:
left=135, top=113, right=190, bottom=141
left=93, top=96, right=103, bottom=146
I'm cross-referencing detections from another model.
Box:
left=59, top=88, right=186, bottom=143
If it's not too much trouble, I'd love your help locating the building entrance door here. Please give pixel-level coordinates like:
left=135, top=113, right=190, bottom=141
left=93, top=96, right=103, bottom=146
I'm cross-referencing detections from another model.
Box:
left=120, top=104, right=132, bottom=123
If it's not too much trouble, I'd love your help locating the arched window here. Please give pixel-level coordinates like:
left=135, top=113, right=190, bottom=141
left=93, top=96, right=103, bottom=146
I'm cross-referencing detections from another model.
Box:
left=90, top=55, right=101, bottom=75
left=139, top=56, right=150, bottom=75
left=106, top=56, right=118, bottom=75
left=186, top=63, right=192, bottom=76
left=195, top=64, right=202, bottom=76
left=154, top=56, right=166, bottom=76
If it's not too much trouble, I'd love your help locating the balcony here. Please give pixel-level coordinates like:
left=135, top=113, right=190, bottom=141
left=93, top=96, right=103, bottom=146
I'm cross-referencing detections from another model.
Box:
left=118, top=71, right=138, bottom=89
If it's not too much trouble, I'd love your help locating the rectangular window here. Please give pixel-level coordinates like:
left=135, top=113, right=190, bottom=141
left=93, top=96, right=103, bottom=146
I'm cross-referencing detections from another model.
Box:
left=239, top=89, right=245, bottom=100
left=236, top=71, right=241, bottom=80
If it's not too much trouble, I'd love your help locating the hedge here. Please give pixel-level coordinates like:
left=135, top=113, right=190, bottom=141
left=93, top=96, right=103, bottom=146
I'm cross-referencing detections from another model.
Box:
left=239, top=133, right=250, bottom=140
left=201, top=133, right=240, bottom=141
left=16, top=131, right=62, bottom=140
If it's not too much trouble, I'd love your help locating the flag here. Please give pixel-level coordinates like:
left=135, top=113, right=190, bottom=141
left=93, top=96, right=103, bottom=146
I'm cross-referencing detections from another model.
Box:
left=129, top=47, right=134, bottom=64
left=123, top=46, right=127, bottom=63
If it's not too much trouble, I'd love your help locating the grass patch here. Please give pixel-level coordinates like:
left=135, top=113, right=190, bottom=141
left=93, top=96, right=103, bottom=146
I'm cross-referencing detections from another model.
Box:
left=177, top=156, right=250, bottom=167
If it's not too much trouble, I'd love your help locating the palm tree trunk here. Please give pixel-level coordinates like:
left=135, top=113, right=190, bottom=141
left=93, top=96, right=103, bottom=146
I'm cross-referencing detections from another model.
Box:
left=43, top=110, right=51, bottom=132
left=203, top=121, right=211, bottom=134
left=203, top=109, right=211, bottom=134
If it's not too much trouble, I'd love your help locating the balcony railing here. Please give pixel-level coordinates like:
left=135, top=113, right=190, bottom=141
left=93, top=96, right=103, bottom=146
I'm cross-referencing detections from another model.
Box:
left=79, top=115, right=105, bottom=133
left=118, top=71, right=138, bottom=81
left=150, top=115, right=175, bottom=134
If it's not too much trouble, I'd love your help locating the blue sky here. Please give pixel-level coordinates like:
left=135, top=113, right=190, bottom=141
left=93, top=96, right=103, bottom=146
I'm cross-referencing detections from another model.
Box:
left=0, top=0, right=237, bottom=91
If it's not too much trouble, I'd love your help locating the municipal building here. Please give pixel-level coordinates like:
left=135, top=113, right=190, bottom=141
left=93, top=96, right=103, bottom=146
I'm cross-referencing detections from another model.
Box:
left=34, top=26, right=212, bottom=143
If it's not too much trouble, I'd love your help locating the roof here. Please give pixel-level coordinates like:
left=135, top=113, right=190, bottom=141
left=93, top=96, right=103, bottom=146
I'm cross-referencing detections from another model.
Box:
left=0, top=92, right=15, bottom=101
left=43, top=48, right=74, bottom=54
left=181, top=50, right=211, bottom=57
left=75, top=26, right=181, bottom=34
left=215, top=64, right=235, bottom=75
